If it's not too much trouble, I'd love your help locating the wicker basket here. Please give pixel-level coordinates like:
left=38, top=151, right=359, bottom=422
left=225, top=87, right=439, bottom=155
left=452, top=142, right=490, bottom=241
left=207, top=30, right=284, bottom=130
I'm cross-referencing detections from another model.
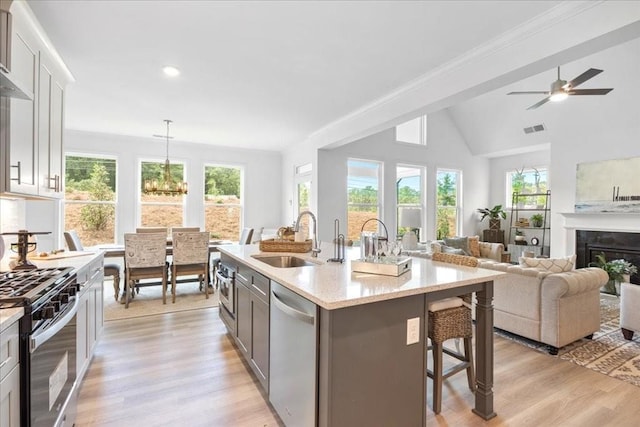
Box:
left=259, top=238, right=312, bottom=253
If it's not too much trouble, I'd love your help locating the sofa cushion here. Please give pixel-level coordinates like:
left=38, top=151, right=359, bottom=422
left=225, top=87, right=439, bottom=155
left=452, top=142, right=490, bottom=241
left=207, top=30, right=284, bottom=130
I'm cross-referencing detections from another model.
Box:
left=519, top=255, right=577, bottom=273
left=442, top=246, right=467, bottom=255
left=468, top=235, right=481, bottom=257
left=444, top=236, right=470, bottom=255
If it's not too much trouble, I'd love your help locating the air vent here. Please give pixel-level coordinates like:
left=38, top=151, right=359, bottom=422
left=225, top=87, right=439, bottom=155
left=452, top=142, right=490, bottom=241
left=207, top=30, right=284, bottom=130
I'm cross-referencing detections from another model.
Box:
left=523, top=123, right=546, bottom=134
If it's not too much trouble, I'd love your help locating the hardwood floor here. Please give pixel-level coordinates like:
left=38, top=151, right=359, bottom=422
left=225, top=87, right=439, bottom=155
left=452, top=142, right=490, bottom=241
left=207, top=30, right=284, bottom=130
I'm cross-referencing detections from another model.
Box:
left=75, top=307, right=640, bottom=427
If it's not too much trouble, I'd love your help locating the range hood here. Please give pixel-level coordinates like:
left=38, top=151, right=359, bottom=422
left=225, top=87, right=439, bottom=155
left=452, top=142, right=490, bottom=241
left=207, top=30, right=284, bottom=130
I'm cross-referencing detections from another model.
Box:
left=0, top=0, right=33, bottom=100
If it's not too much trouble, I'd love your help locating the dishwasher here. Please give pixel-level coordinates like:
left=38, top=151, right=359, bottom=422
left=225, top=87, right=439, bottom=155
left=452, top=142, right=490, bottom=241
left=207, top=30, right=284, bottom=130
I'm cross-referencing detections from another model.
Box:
left=269, top=281, right=318, bottom=427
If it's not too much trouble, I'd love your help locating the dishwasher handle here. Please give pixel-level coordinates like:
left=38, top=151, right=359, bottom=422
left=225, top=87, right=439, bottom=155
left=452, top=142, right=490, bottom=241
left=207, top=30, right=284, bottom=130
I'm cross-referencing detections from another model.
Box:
left=271, top=290, right=315, bottom=325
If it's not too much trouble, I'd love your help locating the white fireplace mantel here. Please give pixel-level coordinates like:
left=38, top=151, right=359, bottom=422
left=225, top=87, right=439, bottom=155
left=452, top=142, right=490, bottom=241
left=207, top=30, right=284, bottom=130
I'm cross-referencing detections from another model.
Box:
left=560, top=212, right=640, bottom=233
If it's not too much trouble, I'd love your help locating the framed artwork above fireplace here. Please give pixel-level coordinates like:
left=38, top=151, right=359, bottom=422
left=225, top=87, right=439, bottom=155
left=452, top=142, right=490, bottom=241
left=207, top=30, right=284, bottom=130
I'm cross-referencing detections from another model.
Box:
left=575, top=156, right=640, bottom=213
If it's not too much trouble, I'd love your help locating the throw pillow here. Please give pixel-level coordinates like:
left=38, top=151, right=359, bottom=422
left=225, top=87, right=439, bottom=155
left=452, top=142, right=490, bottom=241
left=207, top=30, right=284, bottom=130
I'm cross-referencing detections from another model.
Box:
left=519, top=255, right=577, bottom=273
left=444, top=236, right=470, bottom=256
left=467, top=235, right=481, bottom=258
left=441, top=245, right=467, bottom=256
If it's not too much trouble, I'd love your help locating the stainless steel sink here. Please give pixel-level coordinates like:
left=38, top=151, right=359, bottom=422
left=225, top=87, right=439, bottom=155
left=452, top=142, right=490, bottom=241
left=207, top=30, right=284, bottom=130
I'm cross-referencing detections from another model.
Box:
left=253, top=255, right=317, bottom=268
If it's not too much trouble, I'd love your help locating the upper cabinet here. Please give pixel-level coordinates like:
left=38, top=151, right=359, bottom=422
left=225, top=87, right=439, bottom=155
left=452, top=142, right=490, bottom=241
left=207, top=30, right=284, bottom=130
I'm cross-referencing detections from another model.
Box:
left=0, top=1, right=72, bottom=199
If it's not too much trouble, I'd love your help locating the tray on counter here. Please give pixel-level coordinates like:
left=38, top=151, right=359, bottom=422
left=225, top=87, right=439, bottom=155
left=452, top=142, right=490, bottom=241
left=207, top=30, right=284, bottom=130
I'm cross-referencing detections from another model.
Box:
left=259, top=239, right=312, bottom=253
left=351, top=256, right=412, bottom=276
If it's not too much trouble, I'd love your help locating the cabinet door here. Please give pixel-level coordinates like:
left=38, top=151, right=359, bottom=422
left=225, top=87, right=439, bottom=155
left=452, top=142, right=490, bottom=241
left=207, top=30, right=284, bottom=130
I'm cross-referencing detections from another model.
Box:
left=235, top=281, right=251, bottom=357
left=0, top=365, right=21, bottom=427
left=251, top=293, right=269, bottom=389
left=8, top=24, right=39, bottom=195
left=76, top=292, right=89, bottom=378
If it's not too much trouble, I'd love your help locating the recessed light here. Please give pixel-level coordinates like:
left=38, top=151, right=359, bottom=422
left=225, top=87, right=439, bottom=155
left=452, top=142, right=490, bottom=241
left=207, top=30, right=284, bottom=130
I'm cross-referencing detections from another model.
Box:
left=162, top=66, right=180, bottom=77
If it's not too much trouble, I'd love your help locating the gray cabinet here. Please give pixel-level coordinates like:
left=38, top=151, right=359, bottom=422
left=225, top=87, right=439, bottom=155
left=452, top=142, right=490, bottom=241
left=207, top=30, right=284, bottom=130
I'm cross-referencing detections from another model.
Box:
left=76, top=255, right=105, bottom=380
left=0, top=322, right=20, bottom=427
left=228, top=260, right=270, bottom=392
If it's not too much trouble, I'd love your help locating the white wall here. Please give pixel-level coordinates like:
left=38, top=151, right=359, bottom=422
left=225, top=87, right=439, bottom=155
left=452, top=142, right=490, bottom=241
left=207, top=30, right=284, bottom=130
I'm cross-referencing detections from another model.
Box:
left=63, top=129, right=283, bottom=243
left=314, top=109, right=489, bottom=243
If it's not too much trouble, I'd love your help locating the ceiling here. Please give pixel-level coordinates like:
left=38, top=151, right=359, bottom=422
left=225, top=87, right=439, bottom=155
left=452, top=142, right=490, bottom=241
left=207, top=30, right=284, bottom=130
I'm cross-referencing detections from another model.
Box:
left=26, top=0, right=569, bottom=152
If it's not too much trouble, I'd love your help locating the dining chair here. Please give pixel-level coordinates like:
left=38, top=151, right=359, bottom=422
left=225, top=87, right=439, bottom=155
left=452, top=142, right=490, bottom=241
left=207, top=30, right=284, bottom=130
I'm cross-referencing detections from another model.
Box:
left=170, top=231, right=210, bottom=303
left=428, top=251, right=478, bottom=414
left=136, top=227, right=168, bottom=235
left=239, top=227, right=254, bottom=244
left=123, top=232, right=168, bottom=308
left=170, top=227, right=200, bottom=233
left=64, top=230, right=122, bottom=301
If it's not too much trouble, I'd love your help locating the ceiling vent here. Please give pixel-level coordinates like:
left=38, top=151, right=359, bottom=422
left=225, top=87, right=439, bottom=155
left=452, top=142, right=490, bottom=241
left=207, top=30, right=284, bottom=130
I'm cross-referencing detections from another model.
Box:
left=523, top=123, right=546, bottom=134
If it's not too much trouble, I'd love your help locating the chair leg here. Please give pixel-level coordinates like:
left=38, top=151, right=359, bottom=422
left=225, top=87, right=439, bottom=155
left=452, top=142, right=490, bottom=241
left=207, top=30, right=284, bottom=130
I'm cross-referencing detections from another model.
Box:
left=112, top=273, right=120, bottom=301
left=162, top=269, right=168, bottom=305
left=204, top=271, right=209, bottom=299
left=171, top=267, right=177, bottom=304
left=125, top=274, right=131, bottom=309
left=463, top=337, right=476, bottom=391
left=432, top=342, right=444, bottom=414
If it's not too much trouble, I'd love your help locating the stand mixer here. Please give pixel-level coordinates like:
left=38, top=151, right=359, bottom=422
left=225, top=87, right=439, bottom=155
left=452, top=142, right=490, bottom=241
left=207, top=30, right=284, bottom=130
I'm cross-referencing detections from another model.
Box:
left=1, top=229, right=51, bottom=270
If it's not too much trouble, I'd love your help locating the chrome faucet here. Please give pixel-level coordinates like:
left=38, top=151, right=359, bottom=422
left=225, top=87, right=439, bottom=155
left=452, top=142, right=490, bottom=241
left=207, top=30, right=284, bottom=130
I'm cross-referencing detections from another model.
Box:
left=294, top=210, right=321, bottom=257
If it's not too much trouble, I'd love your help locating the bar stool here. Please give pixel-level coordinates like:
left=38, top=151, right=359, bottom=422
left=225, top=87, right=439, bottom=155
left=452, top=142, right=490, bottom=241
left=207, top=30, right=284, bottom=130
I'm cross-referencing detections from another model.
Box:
left=428, top=251, right=477, bottom=414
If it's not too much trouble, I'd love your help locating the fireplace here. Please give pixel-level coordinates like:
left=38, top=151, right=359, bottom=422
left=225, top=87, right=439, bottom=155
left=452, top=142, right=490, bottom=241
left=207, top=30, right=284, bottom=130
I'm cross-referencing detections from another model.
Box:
left=576, top=230, right=640, bottom=284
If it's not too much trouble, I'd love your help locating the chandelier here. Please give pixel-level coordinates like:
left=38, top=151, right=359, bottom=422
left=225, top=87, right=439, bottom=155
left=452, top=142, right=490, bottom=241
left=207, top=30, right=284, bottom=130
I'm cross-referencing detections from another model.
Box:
left=143, top=119, right=188, bottom=195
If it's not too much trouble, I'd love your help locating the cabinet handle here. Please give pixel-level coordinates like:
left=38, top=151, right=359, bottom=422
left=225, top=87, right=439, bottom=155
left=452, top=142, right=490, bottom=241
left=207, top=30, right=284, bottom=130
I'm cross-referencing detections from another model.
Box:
left=48, top=174, right=61, bottom=192
left=0, top=359, right=8, bottom=369
left=10, top=161, right=21, bottom=184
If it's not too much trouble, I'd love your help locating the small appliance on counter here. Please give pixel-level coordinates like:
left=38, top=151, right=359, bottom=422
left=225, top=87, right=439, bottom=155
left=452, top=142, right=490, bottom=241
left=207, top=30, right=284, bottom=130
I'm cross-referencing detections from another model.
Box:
left=1, top=229, right=51, bottom=270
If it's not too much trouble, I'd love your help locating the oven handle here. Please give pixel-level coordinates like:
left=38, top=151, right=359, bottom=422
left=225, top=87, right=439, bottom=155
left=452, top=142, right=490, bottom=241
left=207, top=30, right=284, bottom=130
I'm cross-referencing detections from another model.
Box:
left=215, top=270, right=232, bottom=287
left=30, top=296, right=79, bottom=353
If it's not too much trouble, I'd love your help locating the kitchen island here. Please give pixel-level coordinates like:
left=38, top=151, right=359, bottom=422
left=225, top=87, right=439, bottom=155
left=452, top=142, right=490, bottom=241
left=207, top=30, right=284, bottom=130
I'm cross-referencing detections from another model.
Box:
left=218, top=243, right=505, bottom=426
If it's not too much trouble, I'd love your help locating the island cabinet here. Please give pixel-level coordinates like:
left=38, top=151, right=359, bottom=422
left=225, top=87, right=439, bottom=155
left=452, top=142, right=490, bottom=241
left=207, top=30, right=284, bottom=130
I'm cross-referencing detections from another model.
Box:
left=0, top=321, right=20, bottom=427
left=76, top=254, right=105, bottom=381
left=233, top=261, right=270, bottom=391
left=0, top=1, right=69, bottom=199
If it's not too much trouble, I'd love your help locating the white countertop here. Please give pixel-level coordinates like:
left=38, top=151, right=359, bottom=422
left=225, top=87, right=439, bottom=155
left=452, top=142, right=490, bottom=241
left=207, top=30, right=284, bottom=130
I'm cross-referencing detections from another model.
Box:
left=219, top=243, right=505, bottom=310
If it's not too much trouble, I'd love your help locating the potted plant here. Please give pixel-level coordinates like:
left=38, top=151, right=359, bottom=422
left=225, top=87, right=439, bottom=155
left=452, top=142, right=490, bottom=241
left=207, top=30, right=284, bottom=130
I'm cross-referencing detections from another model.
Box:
left=530, top=213, right=544, bottom=228
left=514, top=230, right=526, bottom=242
left=589, top=252, right=638, bottom=295
left=477, top=205, right=507, bottom=230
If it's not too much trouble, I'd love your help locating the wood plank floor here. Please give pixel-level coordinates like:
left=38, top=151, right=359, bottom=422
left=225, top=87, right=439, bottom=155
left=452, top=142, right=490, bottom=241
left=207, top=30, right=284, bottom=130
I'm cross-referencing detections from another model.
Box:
left=75, top=307, right=640, bottom=427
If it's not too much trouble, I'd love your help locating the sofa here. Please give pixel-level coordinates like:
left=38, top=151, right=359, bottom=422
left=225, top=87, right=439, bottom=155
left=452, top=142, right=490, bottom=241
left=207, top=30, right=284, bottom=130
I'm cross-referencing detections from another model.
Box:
left=477, top=258, right=608, bottom=354
left=404, top=235, right=505, bottom=262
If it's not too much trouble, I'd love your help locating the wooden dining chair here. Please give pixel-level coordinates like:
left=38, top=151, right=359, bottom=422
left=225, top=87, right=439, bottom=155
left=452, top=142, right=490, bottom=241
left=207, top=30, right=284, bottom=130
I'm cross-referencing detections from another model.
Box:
left=239, top=227, right=254, bottom=244
left=171, top=227, right=200, bottom=233
left=428, top=251, right=478, bottom=414
left=64, top=230, right=122, bottom=301
left=170, top=231, right=210, bottom=303
left=136, top=227, right=168, bottom=235
left=123, top=232, right=168, bottom=308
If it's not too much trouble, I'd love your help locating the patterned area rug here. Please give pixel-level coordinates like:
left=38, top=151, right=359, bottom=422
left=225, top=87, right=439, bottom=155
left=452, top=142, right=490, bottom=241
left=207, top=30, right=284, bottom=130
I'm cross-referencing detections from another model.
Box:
left=495, top=295, right=640, bottom=387
left=103, top=279, right=219, bottom=321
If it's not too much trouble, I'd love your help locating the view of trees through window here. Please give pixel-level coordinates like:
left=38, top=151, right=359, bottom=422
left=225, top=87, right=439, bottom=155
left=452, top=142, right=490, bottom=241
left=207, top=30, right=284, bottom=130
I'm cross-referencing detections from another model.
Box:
left=139, top=161, right=185, bottom=228
left=397, top=166, right=423, bottom=240
left=347, top=159, right=381, bottom=241
left=204, top=165, right=242, bottom=240
left=65, top=155, right=116, bottom=246
left=436, top=169, right=460, bottom=239
left=507, top=168, right=548, bottom=207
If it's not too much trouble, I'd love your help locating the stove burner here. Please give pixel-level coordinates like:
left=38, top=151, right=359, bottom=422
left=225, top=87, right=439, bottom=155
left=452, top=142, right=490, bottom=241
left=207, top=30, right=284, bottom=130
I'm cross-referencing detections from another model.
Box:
left=0, top=267, right=75, bottom=304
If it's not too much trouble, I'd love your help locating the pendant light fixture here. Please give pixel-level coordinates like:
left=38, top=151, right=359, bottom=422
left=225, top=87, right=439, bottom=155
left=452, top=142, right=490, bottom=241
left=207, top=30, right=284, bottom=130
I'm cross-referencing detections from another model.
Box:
left=143, top=119, right=188, bottom=195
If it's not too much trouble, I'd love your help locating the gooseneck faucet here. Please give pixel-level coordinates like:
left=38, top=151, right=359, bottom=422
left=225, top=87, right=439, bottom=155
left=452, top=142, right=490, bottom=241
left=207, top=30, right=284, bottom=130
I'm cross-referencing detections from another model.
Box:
left=294, top=210, right=321, bottom=257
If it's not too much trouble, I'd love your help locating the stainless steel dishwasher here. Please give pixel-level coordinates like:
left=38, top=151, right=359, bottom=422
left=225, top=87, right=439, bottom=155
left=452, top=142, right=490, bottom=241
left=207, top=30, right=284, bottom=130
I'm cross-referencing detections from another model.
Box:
left=269, top=281, right=318, bottom=427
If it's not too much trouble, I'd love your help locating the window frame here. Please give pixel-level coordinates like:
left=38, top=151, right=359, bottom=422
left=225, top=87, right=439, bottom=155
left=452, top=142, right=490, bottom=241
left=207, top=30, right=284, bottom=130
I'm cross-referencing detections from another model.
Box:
left=203, top=162, right=245, bottom=240
left=138, top=158, right=187, bottom=228
left=347, top=158, right=384, bottom=241
left=395, top=114, right=428, bottom=146
left=505, top=167, right=549, bottom=207
left=435, top=168, right=462, bottom=239
left=396, top=164, right=426, bottom=240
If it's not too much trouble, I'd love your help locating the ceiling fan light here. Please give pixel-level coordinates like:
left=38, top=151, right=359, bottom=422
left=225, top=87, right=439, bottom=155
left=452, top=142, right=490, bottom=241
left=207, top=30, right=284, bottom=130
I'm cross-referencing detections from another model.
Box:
left=162, top=66, right=180, bottom=77
left=549, top=92, right=568, bottom=102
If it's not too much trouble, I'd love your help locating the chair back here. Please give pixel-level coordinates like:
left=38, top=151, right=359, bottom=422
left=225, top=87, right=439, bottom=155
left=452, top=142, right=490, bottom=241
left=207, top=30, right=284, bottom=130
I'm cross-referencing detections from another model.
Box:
left=171, top=227, right=200, bottom=233
left=136, top=227, right=168, bottom=235
left=124, top=233, right=167, bottom=268
left=64, top=230, right=84, bottom=251
left=172, top=232, right=210, bottom=265
left=432, top=251, right=479, bottom=267
left=239, top=228, right=254, bottom=245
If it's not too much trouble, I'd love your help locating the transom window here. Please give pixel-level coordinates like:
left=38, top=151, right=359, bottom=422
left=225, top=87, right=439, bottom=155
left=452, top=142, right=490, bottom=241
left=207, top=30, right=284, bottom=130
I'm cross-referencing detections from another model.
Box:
left=396, top=115, right=427, bottom=146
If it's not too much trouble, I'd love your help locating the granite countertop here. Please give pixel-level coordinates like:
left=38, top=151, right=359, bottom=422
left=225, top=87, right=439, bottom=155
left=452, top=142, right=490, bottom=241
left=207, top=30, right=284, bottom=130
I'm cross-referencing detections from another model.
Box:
left=219, top=243, right=505, bottom=310
left=0, top=250, right=104, bottom=331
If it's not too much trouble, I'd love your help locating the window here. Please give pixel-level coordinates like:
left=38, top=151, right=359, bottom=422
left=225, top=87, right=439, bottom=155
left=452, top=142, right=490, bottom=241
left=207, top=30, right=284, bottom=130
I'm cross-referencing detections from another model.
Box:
left=506, top=167, right=548, bottom=207
left=396, top=115, right=427, bottom=145
left=64, top=154, right=117, bottom=245
left=436, top=169, right=461, bottom=239
left=204, top=165, right=243, bottom=240
left=347, top=159, right=382, bottom=241
left=294, top=163, right=312, bottom=233
left=140, top=160, right=185, bottom=228
left=397, top=165, right=425, bottom=241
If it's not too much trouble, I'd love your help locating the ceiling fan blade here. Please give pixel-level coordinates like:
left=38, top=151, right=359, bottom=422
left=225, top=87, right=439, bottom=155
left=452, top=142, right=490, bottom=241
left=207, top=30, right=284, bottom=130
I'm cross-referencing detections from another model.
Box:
left=507, top=91, right=548, bottom=95
left=527, top=97, right=550, bottom=110
left=567, top=88, right=613, bottom=96
left=564, top=68, right=603, bottom=89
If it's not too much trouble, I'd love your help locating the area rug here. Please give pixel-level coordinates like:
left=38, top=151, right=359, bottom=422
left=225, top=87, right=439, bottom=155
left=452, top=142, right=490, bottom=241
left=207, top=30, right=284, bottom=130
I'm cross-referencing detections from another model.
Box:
left=103, top=279, right=219, bottom=321
left=495, top=295, right=640, bottom=387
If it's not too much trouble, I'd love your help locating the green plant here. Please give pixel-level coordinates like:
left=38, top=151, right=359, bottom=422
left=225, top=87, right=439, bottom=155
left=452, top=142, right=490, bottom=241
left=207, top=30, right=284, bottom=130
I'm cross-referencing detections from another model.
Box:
left=477, top=205, right=507, bottom=221
left=589, top=252, right=638, bottom=282
left=530, top=213, right=544, bottom=227
left=80, top=164, right=115, bottom=231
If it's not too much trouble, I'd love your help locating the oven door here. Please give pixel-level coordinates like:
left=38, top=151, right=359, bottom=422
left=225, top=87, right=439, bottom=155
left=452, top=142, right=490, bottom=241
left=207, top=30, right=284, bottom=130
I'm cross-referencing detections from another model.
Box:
left=29, top=297, right=78, bottom=427
left=216, top=267, right=235, bottom=314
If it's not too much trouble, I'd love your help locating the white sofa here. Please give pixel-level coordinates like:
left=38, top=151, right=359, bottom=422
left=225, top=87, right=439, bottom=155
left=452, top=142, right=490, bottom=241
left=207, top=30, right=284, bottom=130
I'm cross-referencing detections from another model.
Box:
left=404, top=238, right=504, bottom=262
left=478, top=260, right=608, bottom=354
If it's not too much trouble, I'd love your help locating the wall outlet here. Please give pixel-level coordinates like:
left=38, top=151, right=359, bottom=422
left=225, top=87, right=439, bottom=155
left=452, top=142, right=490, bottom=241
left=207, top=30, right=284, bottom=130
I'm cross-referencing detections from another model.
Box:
left=406, top=317, right=420, bottom=345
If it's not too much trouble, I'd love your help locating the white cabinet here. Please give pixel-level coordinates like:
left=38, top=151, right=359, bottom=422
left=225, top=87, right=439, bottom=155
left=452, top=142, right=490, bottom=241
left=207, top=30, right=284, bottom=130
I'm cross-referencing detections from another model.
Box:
left=0, top=322, right=20, bottom=427
left=76, top=256, right=105, bottom=381
left=0, top=2, right=69, bottom=198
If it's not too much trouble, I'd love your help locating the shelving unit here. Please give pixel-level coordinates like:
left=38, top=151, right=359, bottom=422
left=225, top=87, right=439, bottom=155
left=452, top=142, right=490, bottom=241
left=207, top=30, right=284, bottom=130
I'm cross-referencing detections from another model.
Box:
left=508, top=190, right=551, bottom=257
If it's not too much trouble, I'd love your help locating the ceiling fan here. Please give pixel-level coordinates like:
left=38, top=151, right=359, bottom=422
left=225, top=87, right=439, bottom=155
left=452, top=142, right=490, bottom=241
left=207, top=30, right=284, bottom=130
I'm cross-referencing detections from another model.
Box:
left=507, top=66, right=613, bottom=110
